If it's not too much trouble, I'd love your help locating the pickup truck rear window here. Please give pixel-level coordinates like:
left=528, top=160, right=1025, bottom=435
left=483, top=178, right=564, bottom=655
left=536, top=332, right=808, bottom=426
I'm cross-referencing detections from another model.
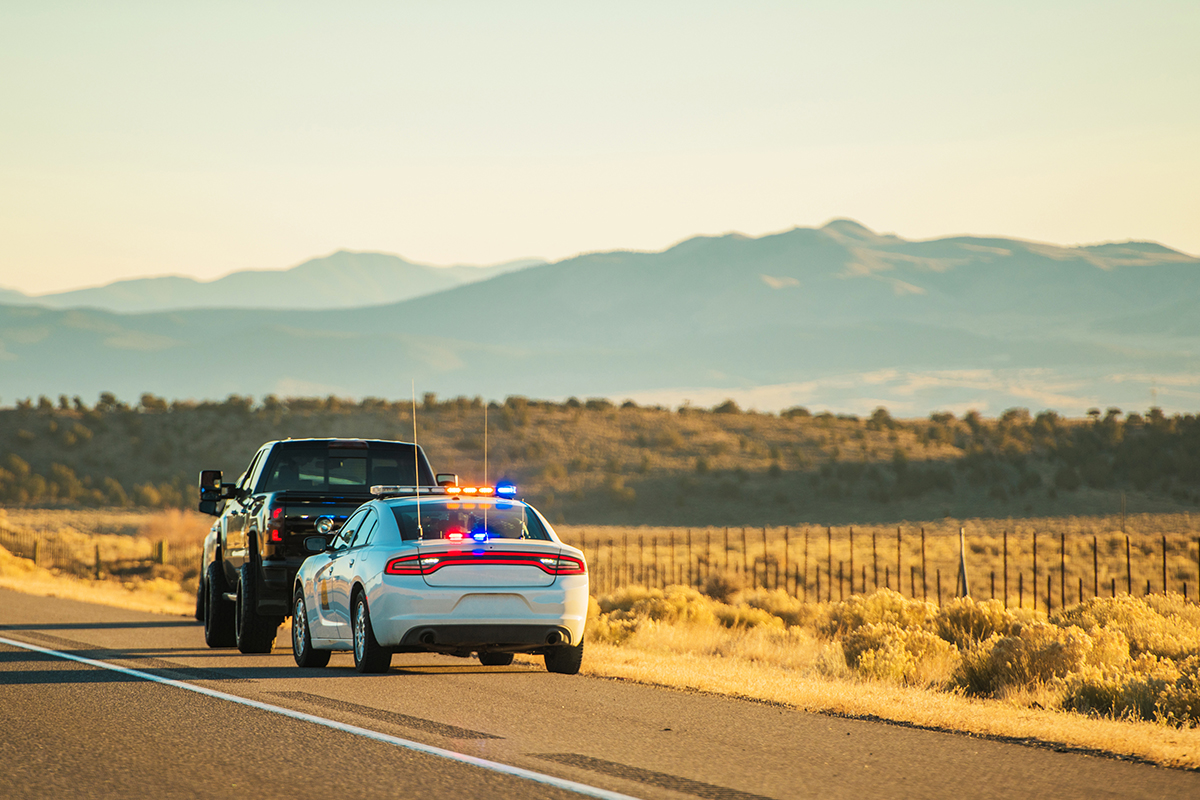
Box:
left=259, top=445, right=431, bottom=492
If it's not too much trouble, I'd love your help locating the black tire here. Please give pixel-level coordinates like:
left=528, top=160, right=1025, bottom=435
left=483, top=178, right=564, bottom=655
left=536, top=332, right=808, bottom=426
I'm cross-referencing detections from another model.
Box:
left=235, top=563, right=281, bottom=654
left=478, top=652, right=514, bottom=667
left=194, top=571, right=205, bottom=621
left=292, top=589, right=330, bottom=668
left=544, top=640, right=584, bottom=675
left=203, top=563, right=236, bottom=648
left=352, top=591, right=391, bottom=674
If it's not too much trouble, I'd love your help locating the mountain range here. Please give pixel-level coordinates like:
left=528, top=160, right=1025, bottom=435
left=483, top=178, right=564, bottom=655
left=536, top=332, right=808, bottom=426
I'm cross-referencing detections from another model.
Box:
left=1, top=220, right=1197, bottom=416
left=0, top=251, right=544, bottom=312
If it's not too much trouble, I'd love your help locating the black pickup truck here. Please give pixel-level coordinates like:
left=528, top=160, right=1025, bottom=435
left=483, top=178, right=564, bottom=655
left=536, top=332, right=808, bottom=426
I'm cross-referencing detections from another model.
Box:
left=197, top=438, right=437, bottom=653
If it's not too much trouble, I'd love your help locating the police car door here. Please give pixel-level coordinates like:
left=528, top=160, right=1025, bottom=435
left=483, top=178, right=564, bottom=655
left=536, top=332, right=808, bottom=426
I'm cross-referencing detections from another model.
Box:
left=328, top=508, right=378, bottom=637
left=313, top=508, right=366, bottom=641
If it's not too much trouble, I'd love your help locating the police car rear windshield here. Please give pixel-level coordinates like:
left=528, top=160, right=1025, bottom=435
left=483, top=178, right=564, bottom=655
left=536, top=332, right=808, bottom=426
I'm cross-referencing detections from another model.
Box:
left=390, top=502, right=551, bottom=541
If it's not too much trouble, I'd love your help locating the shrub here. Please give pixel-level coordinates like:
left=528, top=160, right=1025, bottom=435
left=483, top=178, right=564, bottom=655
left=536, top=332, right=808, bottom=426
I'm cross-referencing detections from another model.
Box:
left=1052, top=595, right=1200, bottom=659
left=958, top=622, right=1094, bottom=696
left=739, top=589, right=818, bottom=628
left=712, top=604, right=784, bottom=630
left=597, top=585, right=718, bottom=627
left=843, top=623, right=959, bottom=686
left=818, top=589, right=939, bottom=637
left=701, top=570, right=743, bottom=603
left=935, top=597, right=1020, bottom=649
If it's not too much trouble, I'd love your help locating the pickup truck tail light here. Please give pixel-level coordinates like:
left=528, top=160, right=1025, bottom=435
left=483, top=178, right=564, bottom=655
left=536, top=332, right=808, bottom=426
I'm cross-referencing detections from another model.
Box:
left=267, top=506, right=285, bottom=543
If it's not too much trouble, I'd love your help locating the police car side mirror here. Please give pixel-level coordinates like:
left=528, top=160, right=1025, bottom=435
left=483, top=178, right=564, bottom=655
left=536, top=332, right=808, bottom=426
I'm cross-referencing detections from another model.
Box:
left=303, top=537, right=328, bottom=553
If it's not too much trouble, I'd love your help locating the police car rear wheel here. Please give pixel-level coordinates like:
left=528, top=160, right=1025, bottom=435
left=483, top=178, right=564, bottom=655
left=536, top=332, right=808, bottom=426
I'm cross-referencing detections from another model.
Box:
left=544, top=640, right=583, bottom=674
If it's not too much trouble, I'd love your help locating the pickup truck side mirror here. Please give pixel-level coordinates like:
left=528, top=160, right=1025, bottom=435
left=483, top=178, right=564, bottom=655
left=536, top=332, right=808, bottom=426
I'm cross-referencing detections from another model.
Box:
left=436, top=473, right=459, bottom=487
left=198, top=499, right=220, bottom=516
left=199, top=469, right=223, bottom=501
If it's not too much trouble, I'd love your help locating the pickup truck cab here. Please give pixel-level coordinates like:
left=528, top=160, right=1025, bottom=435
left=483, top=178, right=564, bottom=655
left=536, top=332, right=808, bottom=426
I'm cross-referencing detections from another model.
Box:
left=197, top=438, right=436, bottom=652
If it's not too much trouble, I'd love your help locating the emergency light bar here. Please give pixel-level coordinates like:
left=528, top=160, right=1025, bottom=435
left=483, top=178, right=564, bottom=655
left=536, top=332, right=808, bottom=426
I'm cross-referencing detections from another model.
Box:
left=369, top=483, right=519, bottom=498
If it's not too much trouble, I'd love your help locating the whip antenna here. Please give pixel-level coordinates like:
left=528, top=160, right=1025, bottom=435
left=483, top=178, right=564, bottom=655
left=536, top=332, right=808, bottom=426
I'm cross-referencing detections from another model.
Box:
left=412, top=381, right=422, bottom=539
left=484, top=403, right=488, bottom=486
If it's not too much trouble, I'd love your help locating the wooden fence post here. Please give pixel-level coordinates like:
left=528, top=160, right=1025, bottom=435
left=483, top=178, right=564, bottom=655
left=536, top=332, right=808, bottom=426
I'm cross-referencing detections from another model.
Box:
left=691, top=532, right=700, bottom=587
left=761, top=527, right=768, bottom=589
left=1032, top=530, right=1038, bottom=612
left=638, top=535, right=645, bottom=585
left=784, top=527, right=790, bottom=592
left=653, top=537, right=660, bottom=588
left=896, top=527, right=902, bottom=597
left=936, top=569, right=942, bottom=607
left=872, top=531, right=878, bottom=590
left=921, top=527, right=927, bottom=602
left=742, top=527, right=748, bottom=580
left=849, top=527, right=855, bottom=594
left=1059, top=532, right=1066, bottom=610
left=1003, top=529, right=1009, bottom=609
left=827, top=528, right=833, bottom=603
left=1125, top=535, right=1132, bottom=595
left=803, top=529, right=810, bottom=602
left=1019, top=572, right=1024, bottom=608
left=1092, top=534, right=1098, bottom=599
left=1162, top=534, right=1168, bottom=595
left=94, top=544, right=101, bottom=580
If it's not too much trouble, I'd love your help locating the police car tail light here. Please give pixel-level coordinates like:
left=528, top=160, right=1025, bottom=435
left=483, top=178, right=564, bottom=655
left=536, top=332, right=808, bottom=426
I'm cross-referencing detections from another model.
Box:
left=538, top=555, right=587, bottom=575
left=385, top=554, right=422, bottom=575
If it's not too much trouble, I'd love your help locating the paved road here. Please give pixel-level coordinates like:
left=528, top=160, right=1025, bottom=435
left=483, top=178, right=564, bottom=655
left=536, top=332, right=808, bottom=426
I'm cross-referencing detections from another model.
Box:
left=1, top=589, right=1196, bottom=799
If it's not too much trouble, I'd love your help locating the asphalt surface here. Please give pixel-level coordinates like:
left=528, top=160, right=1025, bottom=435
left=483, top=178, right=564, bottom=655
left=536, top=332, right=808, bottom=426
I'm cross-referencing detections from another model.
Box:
left=2, top=588, right=1198, bottom=800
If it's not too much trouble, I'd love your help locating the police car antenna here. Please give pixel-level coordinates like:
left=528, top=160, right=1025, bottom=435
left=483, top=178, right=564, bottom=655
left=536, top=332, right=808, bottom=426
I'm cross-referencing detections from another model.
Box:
left=412, top=380, right=422, bottom=539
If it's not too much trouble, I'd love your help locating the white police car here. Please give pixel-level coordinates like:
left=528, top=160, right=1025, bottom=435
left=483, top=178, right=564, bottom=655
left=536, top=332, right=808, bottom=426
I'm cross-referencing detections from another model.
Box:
left=291, top=482, right=589, bottom=674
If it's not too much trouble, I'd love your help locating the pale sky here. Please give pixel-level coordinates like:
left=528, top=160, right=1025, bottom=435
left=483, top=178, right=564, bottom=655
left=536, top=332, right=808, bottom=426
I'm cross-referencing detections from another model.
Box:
left=2, top=1, right=1197, bottom=295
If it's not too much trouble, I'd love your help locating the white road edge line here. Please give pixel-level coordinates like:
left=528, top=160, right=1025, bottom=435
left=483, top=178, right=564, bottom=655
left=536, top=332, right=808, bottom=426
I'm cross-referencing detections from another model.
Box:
left=0, top=635, right=641, bottom=800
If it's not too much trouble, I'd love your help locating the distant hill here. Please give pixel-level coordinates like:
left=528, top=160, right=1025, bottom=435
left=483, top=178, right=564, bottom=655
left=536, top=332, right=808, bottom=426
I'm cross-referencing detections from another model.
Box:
left=0, top=220, right=1197, bottom=415
left=0, top=251, right=543, bottom=312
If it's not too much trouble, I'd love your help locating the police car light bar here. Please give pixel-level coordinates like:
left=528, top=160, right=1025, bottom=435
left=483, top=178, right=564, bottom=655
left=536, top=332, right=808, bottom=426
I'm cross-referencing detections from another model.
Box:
left=370, top=485, right=448, bottom=497
left=369, top=484, right=518, bottom=498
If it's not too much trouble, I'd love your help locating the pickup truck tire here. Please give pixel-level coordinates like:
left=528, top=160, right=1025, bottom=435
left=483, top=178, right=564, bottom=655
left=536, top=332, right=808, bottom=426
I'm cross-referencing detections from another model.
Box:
left=203, top=563, right=236, bottom=647
left=477, top=652, right=515, bottom=666
left=352, top=591, right=391, bottom=674
left=544, top=640, right=584, bottom=675
left=292, top=589, right=330, bottom=668
left=235, top=563, right=281, bottom=654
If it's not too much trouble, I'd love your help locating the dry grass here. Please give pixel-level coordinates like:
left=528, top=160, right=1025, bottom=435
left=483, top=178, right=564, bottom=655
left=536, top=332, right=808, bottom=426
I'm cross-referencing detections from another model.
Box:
left=0, top=544, right=195, bottom=616
left=512, top=584, right=1200, bottom=769
left=516, top=642, right=1200, bottom=769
